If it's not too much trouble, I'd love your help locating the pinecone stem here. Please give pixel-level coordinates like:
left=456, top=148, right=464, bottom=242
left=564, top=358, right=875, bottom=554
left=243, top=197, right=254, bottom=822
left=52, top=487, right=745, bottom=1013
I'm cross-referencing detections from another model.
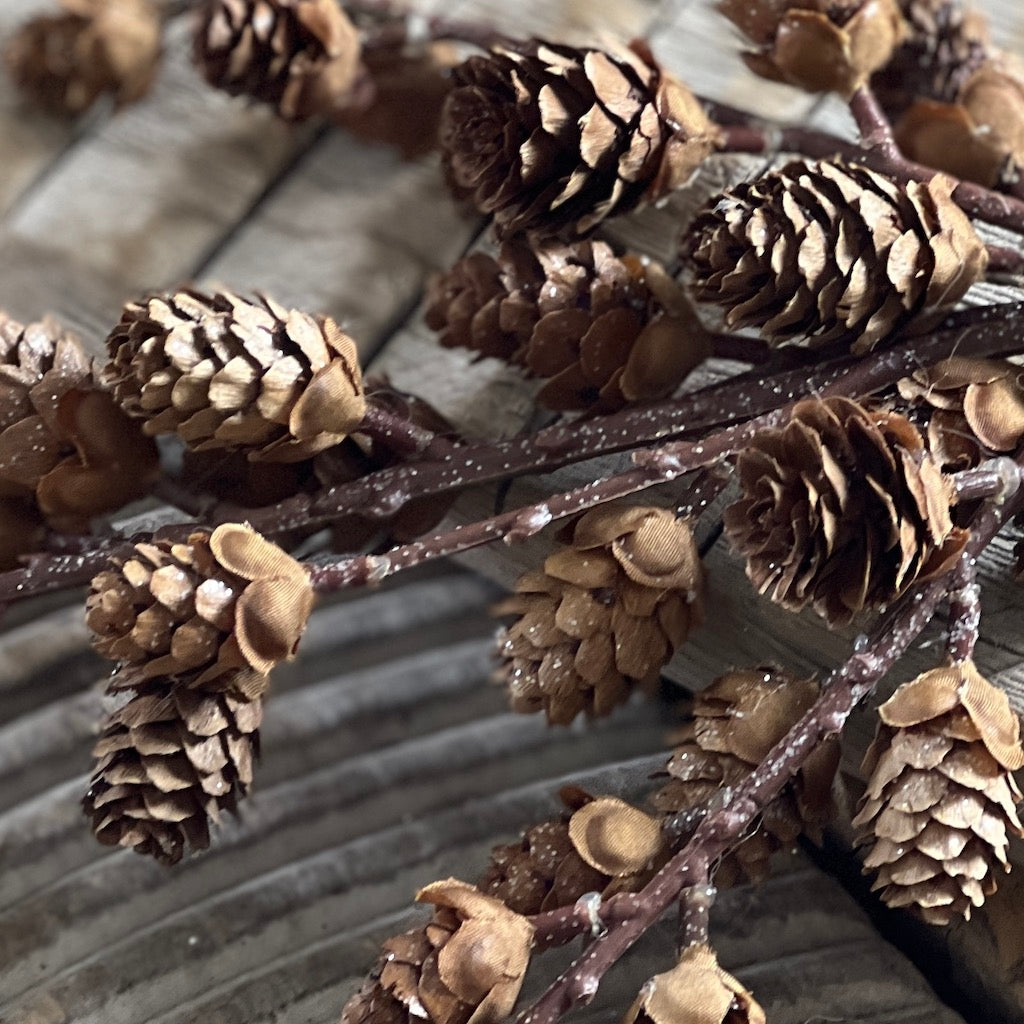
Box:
left=358, top=403, right=456, bottom=458
left=848, top=84, right=902, bottom=162
left=952, top=457, right=1023, bottom=504
left=678, top=881, right=715, bottom=951
left=985, top=244, right=1024, bottom=276
left=946, top=553, right=981, bottom=663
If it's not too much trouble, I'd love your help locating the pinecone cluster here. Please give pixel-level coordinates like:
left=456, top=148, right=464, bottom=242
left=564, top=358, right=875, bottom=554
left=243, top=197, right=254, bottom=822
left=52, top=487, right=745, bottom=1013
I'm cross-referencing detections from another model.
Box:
left=424, top=240, right=711, bottom=411
left=854, top=661, right=1024, bottom=924
left=651, top=668, right=839, bottom=886
left=439, top=38, right=719, bottom=239
left=683, top=159, right=987, bottom=353
left=494, top=505, right=704, bottom=725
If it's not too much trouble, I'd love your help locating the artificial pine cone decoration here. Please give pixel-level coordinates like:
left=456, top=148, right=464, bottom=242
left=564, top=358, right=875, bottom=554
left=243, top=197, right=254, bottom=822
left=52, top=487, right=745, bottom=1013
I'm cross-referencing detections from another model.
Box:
left=439, top=38, right=719, bottom=239
left=424, top=240, right=711, bottom=411
left=683, top=160, right=987, bottom=352
left=103, top=288, right=367, bottom=462
left=854, top=661, right=1024, bottom=924
left=494, top=505, right=704, bottom=725
left=723, top=397, right=968, bottom=626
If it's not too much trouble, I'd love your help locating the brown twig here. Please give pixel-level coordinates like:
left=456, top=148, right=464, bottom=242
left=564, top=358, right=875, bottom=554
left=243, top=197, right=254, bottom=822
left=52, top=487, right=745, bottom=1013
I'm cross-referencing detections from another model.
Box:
left=677, top=881, right=715, bottom=951
left=946, top=553, right=981, bottom=664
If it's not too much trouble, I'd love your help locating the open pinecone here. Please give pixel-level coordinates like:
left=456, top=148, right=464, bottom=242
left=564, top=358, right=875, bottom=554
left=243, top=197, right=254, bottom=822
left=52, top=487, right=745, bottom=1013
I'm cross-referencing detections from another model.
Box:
left=723, top=397, right=968, bottom=626
left=683, top=159, right=987, bottom=352
left=440, top=38, right=718, bottom=239
left=854, top=661, right=1024, bottom=924
left=494, top=505, right=703, bottom=725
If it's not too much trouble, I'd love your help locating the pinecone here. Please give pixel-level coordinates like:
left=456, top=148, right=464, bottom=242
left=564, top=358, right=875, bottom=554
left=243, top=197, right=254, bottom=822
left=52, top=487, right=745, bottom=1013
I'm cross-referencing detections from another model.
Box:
left=194, top=0, right=362, bottom=120
left=718, top=0, right=906, bottom=97
left=424, top=240, right=711, bottom=412
left=723, top=397, right=968, bottom=626
left=0, top=310, right=158, bottom=534
left=341, top=880, right=533, bottom=1024
left=651, top=668, right=839, bottom=886
left=853, top=661, right=1024, bottom=924
left=624, top=944, right=765, bottom=1024
left=439, top=38, right=719, bottom=239
left=494, top=505, right=704, bottom=725
left=83, top=674, right=264, bottom=865
left=103, top=289, right=367, bottom=462
left=682, top=159, right=987, bottom=353
left=86, top=523, right=314, bottom=685
left=5, top=0, right=162, bottom=116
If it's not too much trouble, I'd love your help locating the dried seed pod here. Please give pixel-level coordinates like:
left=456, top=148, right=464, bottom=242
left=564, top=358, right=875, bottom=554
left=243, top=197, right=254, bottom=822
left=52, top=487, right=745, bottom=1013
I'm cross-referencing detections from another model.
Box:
left=440, top=38, right=719, bottom=239
left=194, top=0, right=362, bottom=120
left=683, top=159, right=987, bottom=353
left=103, top=289, right=366, bottom=462
left=723, top=397, right=967, bottom=626
left=86, top=523, right=313, bottom=686
left=83, top=673, right=264, bottom=865
left=424, top=240, right=711, bottom=412
left=718, top=0, right=906, bottom=97
left=495, top=505, right=704, bottom=725
left=0, top=310, right=158, bottom=534
left=853, top=661, right=1024, bottom=924
left=5, top=0, right=162, bottom=116
left=651, top=668, right=839, bottom=886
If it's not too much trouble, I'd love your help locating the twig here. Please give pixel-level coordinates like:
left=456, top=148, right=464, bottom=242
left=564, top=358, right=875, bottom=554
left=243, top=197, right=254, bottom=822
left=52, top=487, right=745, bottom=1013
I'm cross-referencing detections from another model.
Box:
left=952, top=456, right=1022, bottom=505
left=946, top=554, right=981, bottom=664
left=677, top=881, right=715, bottom=951
left=350, top=0, right=504, bottom=49
left=358, top=403, right=456, bottom=459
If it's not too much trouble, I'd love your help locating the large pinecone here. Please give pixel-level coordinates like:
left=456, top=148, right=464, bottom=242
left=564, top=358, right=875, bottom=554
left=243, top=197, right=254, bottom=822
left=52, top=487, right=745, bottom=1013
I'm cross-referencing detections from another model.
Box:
left=103, top=289, right=366, bottom=461
left=494, top=505, right=703, bottom=725
left=424, top=240, right=710, bottom=411
left=194, top=0, right=362, bottom=120
left=440, top=38, right=719, bottom=239
left=723, top=397, right=967, bottom=626
left=683, top=160, right=987, bottom=352
left=854, top=661, right=1024, bottom=924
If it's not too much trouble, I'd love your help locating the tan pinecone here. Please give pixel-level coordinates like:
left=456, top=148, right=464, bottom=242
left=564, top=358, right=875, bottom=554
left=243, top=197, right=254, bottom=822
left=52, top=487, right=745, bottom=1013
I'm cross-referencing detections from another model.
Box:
left=853, top=661, right=1024, bottom=924
left=341, top=880, right=533, bottom=1024
left=103, top=289, right=367, bottom=462
left=424, top=240, right=711, bottom=412
left=724, top=397, right=968, bottom=626
left=0, top=310, right=159, bottom=534
left=495, top=505, right=704, bottom=725
left=194, top=0, right=362, bottom=121
left=440, top=38, right=719, bottom=239
left=86, top=522, right=314, bottom=686
left=683, top=159, right=987, bottom=353
left=650, top=668, right=839, bottom=887
left=83, top=673, right=264, bottom=864
left=5, top=0, right=162, bottom=116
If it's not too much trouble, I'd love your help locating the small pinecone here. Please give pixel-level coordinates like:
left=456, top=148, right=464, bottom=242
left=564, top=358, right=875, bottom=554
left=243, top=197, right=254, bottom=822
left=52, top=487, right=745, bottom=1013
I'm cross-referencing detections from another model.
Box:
left=495, top=505, right=704, bottom=725
left=853, top=661, right=1024, bottom=924
left=5, top=0, right=162, bottom=116
left=0, top=310, right=158, bottom=533
left=194, top=0, right=362, bottom=121
left=0, top=497, right=46, bottom=571
left=83, top=674, right=264, bottom=865
left=86, top=522, right=314, bottom=685
left=724, top=397, right=967, bottom=625
left=651, top=668, right=839, bottom=886
left=424, top=240, right=711, bottom=412
left=103, top=289, right=367, bottom=462
left=683, top=159, right=987, bottom=353
left=440, top=38, right=719, bottom=239
left=341, top=880, right=533, bottom=1024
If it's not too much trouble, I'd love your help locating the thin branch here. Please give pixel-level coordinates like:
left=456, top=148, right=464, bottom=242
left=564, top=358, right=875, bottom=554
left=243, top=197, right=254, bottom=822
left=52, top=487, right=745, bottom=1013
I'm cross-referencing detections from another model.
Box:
left=946, top=554, right=981, bottom=664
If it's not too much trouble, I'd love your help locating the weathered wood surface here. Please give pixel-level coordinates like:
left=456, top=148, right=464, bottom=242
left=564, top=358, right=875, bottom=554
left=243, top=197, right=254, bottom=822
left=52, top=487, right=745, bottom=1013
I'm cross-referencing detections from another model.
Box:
left=1, top=0, right=1023, bottom=1022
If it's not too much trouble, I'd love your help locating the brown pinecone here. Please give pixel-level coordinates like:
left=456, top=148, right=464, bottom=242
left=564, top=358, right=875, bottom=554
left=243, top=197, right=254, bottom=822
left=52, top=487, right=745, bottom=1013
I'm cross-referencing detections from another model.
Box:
left=494, top=505, right=704, bottom=725
left=194, top=0, right=362, bottom=121
left=83, top=673, right=264, bottom=865
left=103, top=289, right=367, bottom=462
left=424, top=240, right=711, bottom=412
left=0, top=310, right=159, bottom=534
left=623, top=944, right=765, bottom=1024
left=853, top=661, right=1024, bottom=924
left=341, top=880, right=533, bottom=1024
left=5, top=0, right=162, bottom=116
left=723, top=397, right=968, bottom=626
left=86, top=522, right=314, bottom=686
left=651, top=668, right=839, bottom=886
left=439, top=38, right=719, bottom=239
left=683, top=159, right=987, bottom=353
